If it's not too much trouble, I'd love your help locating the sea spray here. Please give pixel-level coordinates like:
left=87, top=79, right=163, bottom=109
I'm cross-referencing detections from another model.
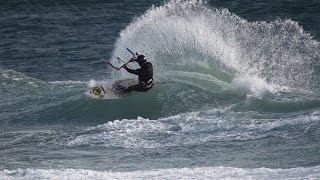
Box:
left=111, top=0, right=320, bottom=93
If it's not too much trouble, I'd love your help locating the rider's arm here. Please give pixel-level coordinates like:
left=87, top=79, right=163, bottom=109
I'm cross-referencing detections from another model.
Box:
left=123, top=66, right=141, bottom=75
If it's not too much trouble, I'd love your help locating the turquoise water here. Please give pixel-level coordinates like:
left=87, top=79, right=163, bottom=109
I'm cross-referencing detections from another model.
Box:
left=1, top=0, right=320, bottom=179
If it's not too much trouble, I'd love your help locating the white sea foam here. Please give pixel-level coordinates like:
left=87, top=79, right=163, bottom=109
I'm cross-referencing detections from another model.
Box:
left=66, top=108, right=320, bottom=149
left=49, top=80, right=86, bottom=86
left=1, top=166, right=320, bottom=180
left=230, top=75, right=279, bottom=97
left=88, top=79, right=99, bottom=88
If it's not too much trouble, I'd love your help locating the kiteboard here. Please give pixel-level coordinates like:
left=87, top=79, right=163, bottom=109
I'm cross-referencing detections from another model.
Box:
left=85, top=78, right=139, bottom=99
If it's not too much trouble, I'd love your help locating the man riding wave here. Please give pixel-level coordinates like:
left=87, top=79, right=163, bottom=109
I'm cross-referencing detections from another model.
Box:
left=121, top=52, right=153, bottom=92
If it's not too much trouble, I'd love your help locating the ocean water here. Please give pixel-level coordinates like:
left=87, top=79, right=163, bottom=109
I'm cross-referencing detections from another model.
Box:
left=1, top=0, right=320, bottom=179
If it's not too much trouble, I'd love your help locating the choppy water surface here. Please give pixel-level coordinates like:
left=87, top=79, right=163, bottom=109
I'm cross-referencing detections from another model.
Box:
left=1, top=0, right=320, bottom=179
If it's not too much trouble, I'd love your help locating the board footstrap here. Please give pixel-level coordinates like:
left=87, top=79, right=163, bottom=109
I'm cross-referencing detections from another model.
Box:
left=100, top=85, right=106, bottom=94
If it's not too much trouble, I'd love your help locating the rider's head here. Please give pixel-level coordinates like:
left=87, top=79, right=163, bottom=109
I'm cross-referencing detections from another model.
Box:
left=135, top=53, right=146, bottom=65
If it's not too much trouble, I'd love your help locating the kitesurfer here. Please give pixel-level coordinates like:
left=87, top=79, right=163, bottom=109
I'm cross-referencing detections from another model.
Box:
left=122, top=52, right=153, bottom=92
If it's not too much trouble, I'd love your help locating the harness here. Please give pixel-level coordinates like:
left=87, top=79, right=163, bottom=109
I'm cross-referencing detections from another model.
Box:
left=139, top=78, right=153, bottom=88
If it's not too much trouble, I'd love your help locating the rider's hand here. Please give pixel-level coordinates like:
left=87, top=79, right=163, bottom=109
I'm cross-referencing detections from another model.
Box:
left=129, top=57, right=136, bottom=62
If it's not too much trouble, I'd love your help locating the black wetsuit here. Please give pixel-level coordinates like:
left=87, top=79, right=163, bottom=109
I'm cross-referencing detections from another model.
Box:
left=124, top=61, right=153, bottom=92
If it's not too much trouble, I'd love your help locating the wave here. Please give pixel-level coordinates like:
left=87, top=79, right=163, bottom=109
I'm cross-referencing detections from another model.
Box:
left=1, top=104, right=320, bottom=171
left=65, top=108, right=320, bottom=148
left=2, top=68, right=320, bottom=126
left=4, top=107, right=318, bottom=149
left=2, top=166, right=320, bottom=179
left=2, top=106, right=320, bottom=149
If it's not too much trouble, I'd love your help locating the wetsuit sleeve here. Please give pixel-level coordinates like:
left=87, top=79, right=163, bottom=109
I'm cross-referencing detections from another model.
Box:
left=124, top=66, right=141, bottom=76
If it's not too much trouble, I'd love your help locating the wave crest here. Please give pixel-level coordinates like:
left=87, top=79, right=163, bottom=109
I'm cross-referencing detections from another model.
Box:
left=111, top=0, right=320, bottom=92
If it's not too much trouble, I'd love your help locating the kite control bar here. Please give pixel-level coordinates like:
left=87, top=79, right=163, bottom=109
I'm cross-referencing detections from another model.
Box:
left=126, top=48, right=135, bottom=57
left=108, top=48, right=136, bottom=71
